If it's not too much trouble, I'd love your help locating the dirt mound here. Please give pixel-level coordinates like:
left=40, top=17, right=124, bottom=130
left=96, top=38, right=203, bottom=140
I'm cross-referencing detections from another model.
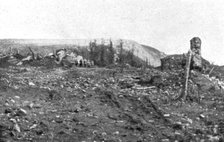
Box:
left=161, top=54, right=186, bottom=71
left=160, top=54, right=224, bottom=103
left=161, top=54, right=211, bottom=72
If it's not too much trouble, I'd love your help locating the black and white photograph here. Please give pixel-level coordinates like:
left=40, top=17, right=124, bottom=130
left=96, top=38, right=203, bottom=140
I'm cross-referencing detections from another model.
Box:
left=0, top=0, right=224, bottom=141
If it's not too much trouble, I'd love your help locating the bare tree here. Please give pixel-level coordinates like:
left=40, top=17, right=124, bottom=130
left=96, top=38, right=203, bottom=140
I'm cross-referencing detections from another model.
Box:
left=89, top=39, right=97, bottom=63
left=108, top=39, right=115, bottom=65
left=118, top=40, right=124, bottom=72
left=100, top=39, right=106, bottom=66
left=126, top=48, right=135, bottom=66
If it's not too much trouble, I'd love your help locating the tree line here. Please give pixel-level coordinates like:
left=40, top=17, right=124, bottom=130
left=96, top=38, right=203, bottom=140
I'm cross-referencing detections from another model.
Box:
left=74, top=39, right=147, bottom=67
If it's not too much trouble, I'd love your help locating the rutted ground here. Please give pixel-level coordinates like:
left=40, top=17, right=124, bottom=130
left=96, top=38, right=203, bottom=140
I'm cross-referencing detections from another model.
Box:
left=0, top=65, right=224, bottom=142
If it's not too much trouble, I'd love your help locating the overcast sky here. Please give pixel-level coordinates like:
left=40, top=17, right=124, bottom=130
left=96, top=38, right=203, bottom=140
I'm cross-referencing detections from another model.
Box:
left=0, top=0, right=224, bottom=65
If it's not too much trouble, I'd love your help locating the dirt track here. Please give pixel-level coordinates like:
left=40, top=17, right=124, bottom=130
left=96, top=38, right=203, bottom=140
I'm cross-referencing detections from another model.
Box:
left=0, top=65, right=224, bottom=142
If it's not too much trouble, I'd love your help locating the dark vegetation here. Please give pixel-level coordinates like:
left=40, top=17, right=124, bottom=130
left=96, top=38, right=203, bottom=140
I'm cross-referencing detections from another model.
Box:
left=88, top=40, right=144, bottom=67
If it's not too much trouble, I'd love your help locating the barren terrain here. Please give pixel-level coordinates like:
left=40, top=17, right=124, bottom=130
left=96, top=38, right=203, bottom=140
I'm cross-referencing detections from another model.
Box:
left=0, top=59, right=224, bottom=142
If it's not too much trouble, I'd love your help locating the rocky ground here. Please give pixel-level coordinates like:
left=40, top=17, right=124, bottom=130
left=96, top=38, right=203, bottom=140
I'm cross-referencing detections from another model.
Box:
left=0, top=60, right=224, bottom=142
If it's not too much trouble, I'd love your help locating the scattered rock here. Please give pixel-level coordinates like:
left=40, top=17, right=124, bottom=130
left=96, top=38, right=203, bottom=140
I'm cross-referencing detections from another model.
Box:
left=17, top=108, right=27, bottom=116
left=29, top=82, right=35, bottom=86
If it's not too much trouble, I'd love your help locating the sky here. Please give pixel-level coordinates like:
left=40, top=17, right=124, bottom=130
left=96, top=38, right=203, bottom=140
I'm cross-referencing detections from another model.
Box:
left=0, top=0, right=224, bottom=65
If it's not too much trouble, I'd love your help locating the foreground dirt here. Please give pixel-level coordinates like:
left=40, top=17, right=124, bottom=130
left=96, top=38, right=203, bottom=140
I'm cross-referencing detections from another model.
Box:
left=0, top=65, right=224, bottom=142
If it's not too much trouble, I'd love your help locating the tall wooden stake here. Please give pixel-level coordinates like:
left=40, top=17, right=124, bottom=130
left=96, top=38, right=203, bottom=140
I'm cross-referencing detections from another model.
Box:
left=182, top=50, right=192, bottom=101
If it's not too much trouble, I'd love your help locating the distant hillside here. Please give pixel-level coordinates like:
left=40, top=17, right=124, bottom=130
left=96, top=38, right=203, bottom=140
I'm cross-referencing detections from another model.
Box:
left=141, top=44, right=166, bottom=66
left=0, top=39, right=166, bottom=67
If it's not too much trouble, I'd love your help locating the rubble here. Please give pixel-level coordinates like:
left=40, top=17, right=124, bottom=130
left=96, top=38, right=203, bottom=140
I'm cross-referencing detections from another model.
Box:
left=0, top=51, right=224, bottom=141
left=0, top=49, right=95, bottom=69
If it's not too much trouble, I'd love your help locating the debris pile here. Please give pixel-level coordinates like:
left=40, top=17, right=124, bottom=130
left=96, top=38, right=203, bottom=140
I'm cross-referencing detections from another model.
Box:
left=0, top=48, right=95, bottom=68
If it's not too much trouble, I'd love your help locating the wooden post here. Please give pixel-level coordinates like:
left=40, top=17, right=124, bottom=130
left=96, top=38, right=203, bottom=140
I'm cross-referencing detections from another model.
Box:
left=208, top=66, right=215, bottom=76
left=9, top=47, right=12, bottom=55
left=182, top=50, right=192, bottom=101
left=28, top=47, right=35, bottom=60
